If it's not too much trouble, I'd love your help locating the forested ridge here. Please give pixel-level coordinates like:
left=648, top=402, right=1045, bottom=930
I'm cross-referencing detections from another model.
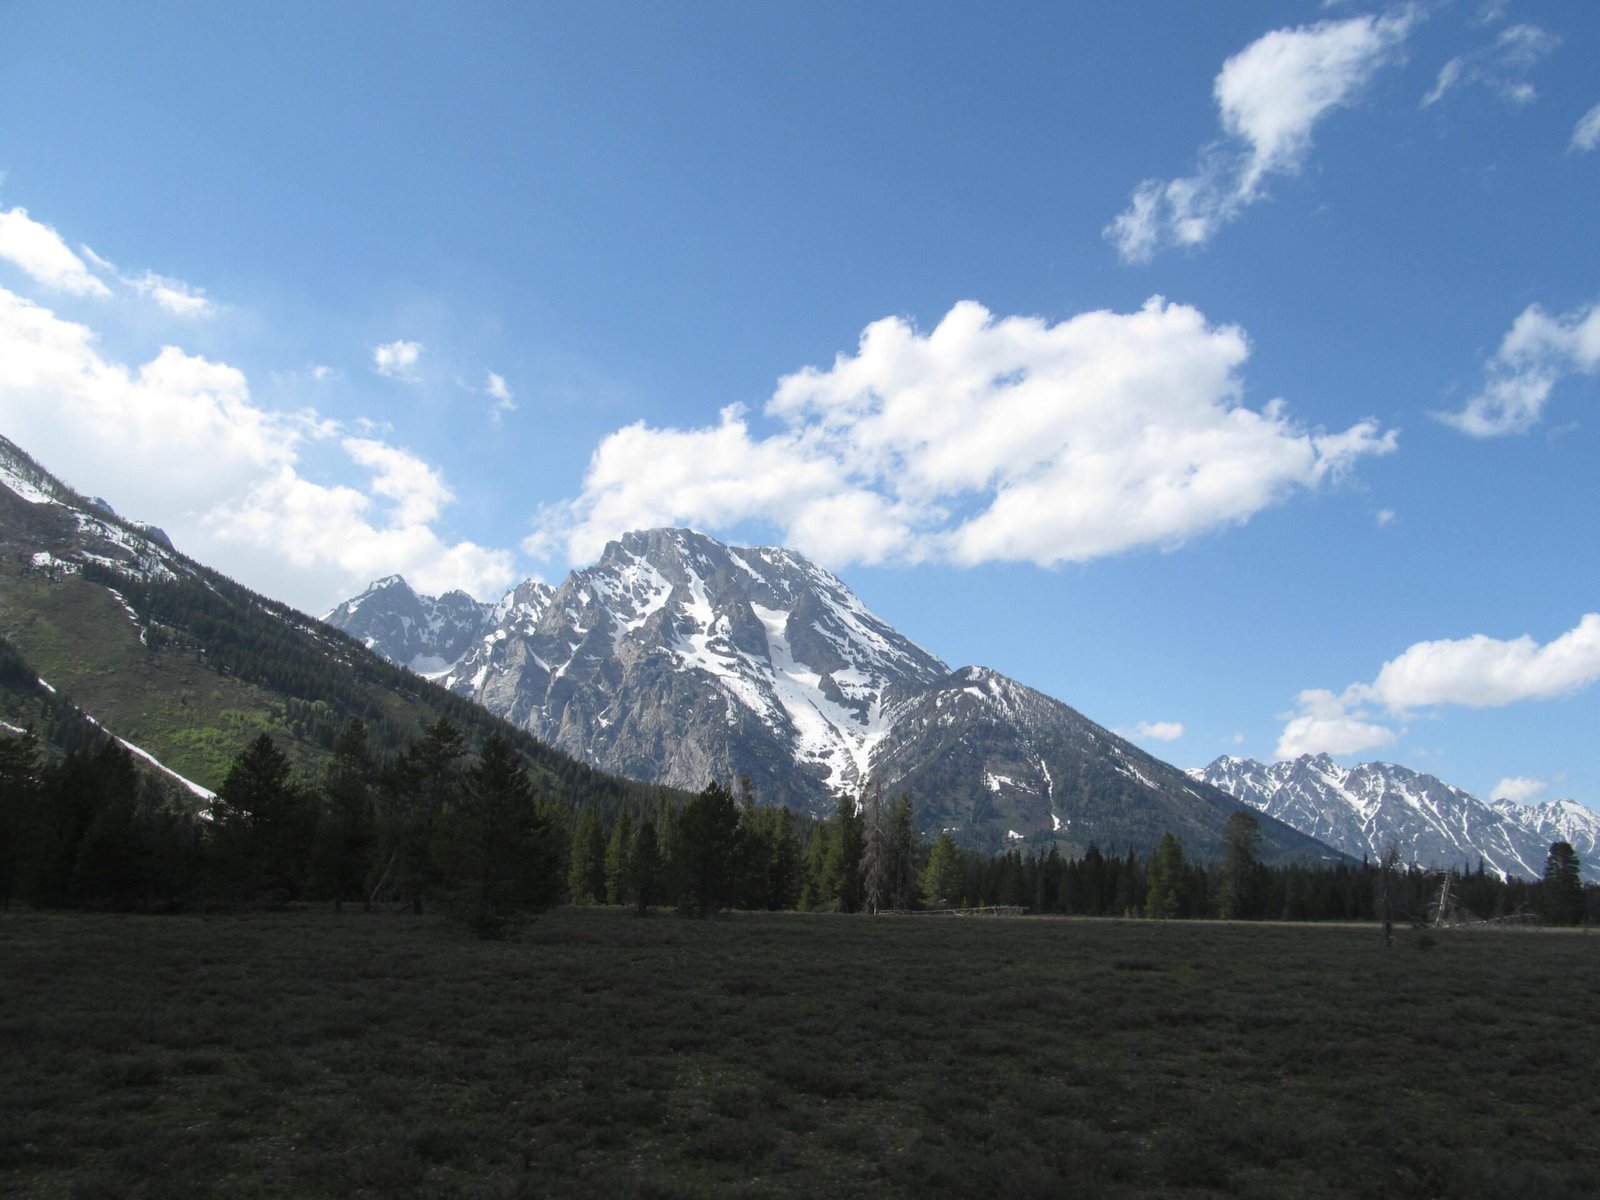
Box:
left=5, top=717, right=1593, bottom=934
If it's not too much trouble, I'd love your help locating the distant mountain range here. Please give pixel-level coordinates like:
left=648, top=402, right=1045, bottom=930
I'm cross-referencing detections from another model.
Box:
left=325, top=527, right=1335, bottom=861
left=0, top=434, right=671, bottom=815
left=1190, top=754, right=1599, bottom=882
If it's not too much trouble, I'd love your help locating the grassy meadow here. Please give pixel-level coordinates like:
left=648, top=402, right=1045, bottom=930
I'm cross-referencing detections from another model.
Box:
left=1, top=907, right=1595, bottom=1199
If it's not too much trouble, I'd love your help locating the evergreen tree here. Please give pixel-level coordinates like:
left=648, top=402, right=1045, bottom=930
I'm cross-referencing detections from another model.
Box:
left=888, top=793, right=919, bottom=911
left=766, top=806, right=803, bottom=911
left=440, top=732, right=556, bottom=936
left=1145, top=833, right=1187, bottom=919
left=568, top=806, right=607, bottom=904
left=375, top=719, right=464, bottom=914
left=311, top=718, right=375, bottom=911
left=604, top=807, right=636, bottom=906
left=1541, top=841, right=1583, bottom=925
left=859, top=786, right=890, bottom=913
left=819, top=800, right=870, bottom=908
left=921, top=832, right=965, bottom=908
left=0, top=730, right=42, bottom=909
left=671, top=781, right=743, bottom=917
left=209, top=732, right=314, bottom=906
left=631, top=813, right=661, bottom=915
left=1217, top=810, right=1263, bottom=919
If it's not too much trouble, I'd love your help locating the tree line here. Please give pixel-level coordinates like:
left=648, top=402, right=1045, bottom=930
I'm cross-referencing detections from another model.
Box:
left=3, top=721, right=1594, bottom=933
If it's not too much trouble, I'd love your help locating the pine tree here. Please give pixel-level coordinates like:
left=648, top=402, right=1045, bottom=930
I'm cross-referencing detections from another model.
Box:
left=441, top=732, right=554, bottom=936
left=1541, top=841, right=1583, bottom=925
left=1145, top=833, right=1187, bottom=919
left=888, top=793, right=919, bottom=911
left=210, top=732, right=314, bottom=906
left=604, top=808, right=636, bottom=906
left=671, top=781, right=743, bottom=917
left=311, top=718, right=375, bottom=911
left=631, top=814, right=661, bottom=916
left=921, top=832, right=965, bottom=908
left=859, top=786, right=889, bottom=914
left=374, top=719, right=464, bottom=914
left=567, top=806, right=607, bottom=904
left=766, top=806, right=803, bottom=911
left=0, top=730, right=42, bottom=909
left=1217, top=810, right=1262, bottom=919
left=821, top=794, right=866, bottom=912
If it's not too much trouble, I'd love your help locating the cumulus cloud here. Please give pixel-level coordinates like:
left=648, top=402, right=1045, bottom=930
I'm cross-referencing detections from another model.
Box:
left=1276, top=614, right=1600, bottom=758
left=1276, top=688, right=1398, bottom=759
left=127, top=270, right=215, bottom=318
left=1422, top=24, right=1559, bottom=108
left=1493, top=776, right=1547, bottom=804
left=373, top=339, right=423, bottom=380
left=486, top=370, right=516, bottom=420
left=1129, top=721, right=1185, bottom=742
left=1107, top=11, right=1415, bottom=262
left=1572, top=102, right=1600, bottom=152
left=1436, top=299, right=1600, bottom=435
left=532, top=299, right=1396, bottom=568
left=0, top=207, right=112, bottom=297
left=0, top=284, right=515, bottom=610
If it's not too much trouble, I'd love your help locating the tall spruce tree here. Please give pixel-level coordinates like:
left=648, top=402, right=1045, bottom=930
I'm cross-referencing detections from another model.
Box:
left=210, top=733, right=314, bottom=906
left=921, top=832, right=965, bottom=908
left=604, top=808, right=636, bottom=906
left=671, top=781, right=742, bottom=917
left=631, top=813, right=661, bottom=916
left=1145, top=833, right=1187, bottom=919
left=1541, top=841, right=1583, bottom=925
left=312, top=718, right=375, bottom=911
left=1217, top=810, right=1263, bottom=919
left=568, top=806, right=607, bottom=904
left=441, top=732, right=555, bottom=936
left=888, top=793, right=919, bottom=911
left=859, top=787, right=890, bottom=914
left=0, top=730, right=42, bottom=909
left=375, top=719, right=464, bottom=914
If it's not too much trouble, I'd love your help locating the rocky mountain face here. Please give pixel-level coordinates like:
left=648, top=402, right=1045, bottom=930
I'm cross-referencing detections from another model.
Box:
left=1191, top=754, right=1598, bottom=881
left=328, top=528, right=1336, bottom=861
left=0, top=434, right=671, bottom=814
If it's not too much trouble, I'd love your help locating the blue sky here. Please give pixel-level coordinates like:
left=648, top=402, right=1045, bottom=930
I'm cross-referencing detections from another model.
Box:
left=1, top=1, right=1596, bottom=808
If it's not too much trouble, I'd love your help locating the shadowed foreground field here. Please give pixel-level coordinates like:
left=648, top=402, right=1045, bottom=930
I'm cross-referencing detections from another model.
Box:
left=2, top=909, right=1595, bottom=1199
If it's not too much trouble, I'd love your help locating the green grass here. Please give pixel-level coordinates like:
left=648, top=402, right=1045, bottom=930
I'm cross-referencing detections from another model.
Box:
left=1, top=909, right=1594, bottom=1198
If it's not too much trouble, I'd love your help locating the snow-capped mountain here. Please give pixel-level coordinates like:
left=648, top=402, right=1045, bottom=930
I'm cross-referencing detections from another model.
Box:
left=1489, top=797, right=1600, bottom=879
left=1191, top=754, right=1597, bottom=881
left=326, top=528, right=1337, bottom=860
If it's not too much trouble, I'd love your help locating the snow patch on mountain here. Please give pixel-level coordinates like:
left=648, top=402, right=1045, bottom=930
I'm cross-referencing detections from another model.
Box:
left=1194, top=753, right=1594, bottom=881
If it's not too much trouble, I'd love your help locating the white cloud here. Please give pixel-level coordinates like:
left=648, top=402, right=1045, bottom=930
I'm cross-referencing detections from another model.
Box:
left=1375, top=507, right=1396, bottom=526
left=1276, top=688, right=1398, bottom=759
left=1364, top=614, right=1600, bottom=713
left=341, top=437, right=453, bottom=525
left=373, top=339, right=423, bottom=380
left=1572, top=102, right=1600, bottom=152
left=486, top=370, right=516, bottom=419
left=0, top=284, right=516, bottom=610
left=533, top=299, right=1396, bottom=569
left=1276, top=614, right=1600, bottom=758
left=1493, top=776, right=1547, bottom=803
left=1421, top=24, right=1559, bottom=108
left=127, top=271, right=214, bottom=318
left=1108, top=11, right=1415, bottom=262
left=0, top=208, right=112, bottom=297
left=1437, top=299, right=1600, bottom=435
left=1130, top=721, right=1185, bottom=742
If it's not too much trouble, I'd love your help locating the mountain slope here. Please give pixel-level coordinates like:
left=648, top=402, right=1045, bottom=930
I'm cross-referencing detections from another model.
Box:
left=1192, top=753, right=1597, bottom=881
left=329, top=528, right=1338, bottom=862
left=0, top=434, right=679, bottom=816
